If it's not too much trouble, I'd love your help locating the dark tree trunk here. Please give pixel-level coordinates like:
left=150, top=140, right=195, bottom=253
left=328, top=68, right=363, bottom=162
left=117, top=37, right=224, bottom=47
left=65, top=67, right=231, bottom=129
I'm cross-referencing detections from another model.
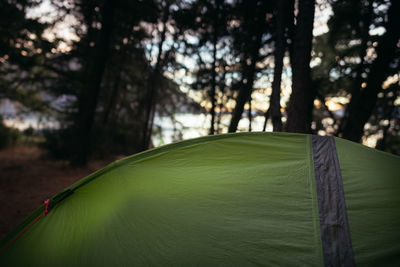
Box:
left=262, top=108, right=270, bottom=131
left=248, top=97, right=252, bottom=132
left=73, top=0, right=115, bottom=165
left=338, top=1, right=373, bottom=135
left=209, top=0, right=223, bottom=135
left=216, top=70, right=227, bottom=134
left=139, top=6, right=169, bottom=151
left=341, top=0, right=400, bottom=142
left=140, top=70, right=160, bottom=151
left=209, top=26, right=218, bottom=135
left=228, top=31, right=262, bottom=133
left=82, top=0, right=97, bottom=55
left=228, top=61, right=258, bottom=133
left=102, top=71, right=122, bottom=124
left=229, top=83, right=249, bottom=133
left=270, top=0, right=290, bottom=132
left=375, top=87, right=399, bottom=151
left=286, top=0, right=315, bottom=133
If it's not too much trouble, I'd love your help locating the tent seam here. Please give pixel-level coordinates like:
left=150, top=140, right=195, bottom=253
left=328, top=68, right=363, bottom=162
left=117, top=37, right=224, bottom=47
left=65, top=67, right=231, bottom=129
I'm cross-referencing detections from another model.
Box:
left=308, top=134, right=325, bottom=266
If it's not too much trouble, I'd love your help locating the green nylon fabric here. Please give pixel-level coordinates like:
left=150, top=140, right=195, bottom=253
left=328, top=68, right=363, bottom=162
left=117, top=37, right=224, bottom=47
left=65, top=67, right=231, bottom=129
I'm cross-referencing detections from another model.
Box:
left=335, top=137, right=400, bottom=267
left=2, top=132, right=400, bottom=266
left=1, top=133, right=324, bottom=266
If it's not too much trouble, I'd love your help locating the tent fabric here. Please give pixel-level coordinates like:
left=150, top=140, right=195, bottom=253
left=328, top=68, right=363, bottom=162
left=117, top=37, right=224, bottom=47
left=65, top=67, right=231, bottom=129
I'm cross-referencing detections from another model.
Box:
left=311, top=135, right=354, bottom=267
left=0, top=132, right=399, bottom=266
left=335, top=137, right=400, bottom=266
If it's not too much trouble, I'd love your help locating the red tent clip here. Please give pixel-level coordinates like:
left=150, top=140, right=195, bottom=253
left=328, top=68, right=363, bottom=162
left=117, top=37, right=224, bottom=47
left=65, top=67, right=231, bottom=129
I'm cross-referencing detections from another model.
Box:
left=44, top=199, right=50, bottom=215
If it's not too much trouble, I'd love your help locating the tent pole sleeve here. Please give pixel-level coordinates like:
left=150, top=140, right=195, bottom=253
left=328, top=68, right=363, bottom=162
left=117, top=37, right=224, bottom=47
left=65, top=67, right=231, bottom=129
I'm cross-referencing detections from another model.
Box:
left=311, top=135, right=355, bottom=267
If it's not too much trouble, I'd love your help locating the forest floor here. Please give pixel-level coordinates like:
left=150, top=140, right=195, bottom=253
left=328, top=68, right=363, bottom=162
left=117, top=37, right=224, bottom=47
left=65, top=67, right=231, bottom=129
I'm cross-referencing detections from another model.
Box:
left=0, top=145, right=117, bottom=241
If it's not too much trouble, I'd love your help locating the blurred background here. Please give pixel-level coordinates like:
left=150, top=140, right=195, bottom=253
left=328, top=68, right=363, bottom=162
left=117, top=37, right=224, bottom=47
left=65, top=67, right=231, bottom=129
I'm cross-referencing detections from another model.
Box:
left=0, top=0, right=399, bottom=239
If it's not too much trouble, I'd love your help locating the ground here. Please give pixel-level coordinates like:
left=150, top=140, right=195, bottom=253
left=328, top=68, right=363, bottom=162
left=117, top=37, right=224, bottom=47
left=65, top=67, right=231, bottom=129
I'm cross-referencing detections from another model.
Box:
left=0, top=145, right=117, bottom=241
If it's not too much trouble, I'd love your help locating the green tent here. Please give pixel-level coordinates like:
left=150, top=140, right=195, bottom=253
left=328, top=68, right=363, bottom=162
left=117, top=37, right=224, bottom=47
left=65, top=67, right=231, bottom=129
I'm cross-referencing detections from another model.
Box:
left=1, top=132, right=399, bottom=266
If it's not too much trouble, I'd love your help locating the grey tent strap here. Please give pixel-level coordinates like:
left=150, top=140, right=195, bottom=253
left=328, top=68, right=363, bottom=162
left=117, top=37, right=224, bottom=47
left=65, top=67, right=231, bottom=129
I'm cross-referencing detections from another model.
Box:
left=311, top=135, right=355, bottom=267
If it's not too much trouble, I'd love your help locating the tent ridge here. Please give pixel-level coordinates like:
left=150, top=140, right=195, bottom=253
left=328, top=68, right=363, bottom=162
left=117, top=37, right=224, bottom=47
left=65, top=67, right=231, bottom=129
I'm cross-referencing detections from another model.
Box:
left=68, top=132, right=308, bottom=193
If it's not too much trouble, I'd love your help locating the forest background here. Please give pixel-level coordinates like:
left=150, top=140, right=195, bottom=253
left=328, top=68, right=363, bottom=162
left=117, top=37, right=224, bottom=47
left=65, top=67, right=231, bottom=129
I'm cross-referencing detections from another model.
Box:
left=1, top=0, right=399, bottom=162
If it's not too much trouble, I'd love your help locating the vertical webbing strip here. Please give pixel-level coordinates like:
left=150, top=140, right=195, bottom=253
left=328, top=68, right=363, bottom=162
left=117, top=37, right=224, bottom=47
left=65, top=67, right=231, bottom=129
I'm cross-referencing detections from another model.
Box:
left=312, top=135, right=355, bottom=267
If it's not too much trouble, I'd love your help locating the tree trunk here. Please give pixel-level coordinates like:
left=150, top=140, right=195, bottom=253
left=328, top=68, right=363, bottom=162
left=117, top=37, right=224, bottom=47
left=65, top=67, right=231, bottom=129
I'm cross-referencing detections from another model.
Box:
left=338, top=1, right=372, bottom=135
left=139, top=6, right=169, bottom=151
left=248, top=97, right=252, bottom=132
left=228, top=30, right=263, bottom=133
left=216, top=70, right=227, bottom=134
left=262, top=108, right=271, bottom=131
left=102, top=71, right=122, bottom=124
left=341, top=0, right=400, bottom=142
left=228, top=59, right=258, bottom=133
left=73, top=0, right=115, bottom=165
left=375, top=86, right=398, bottom=151
left=286, top=0, right=315, bottom=133
left=209, top=25, right=218, bottom=135
left=270, top=0, right=290, bottom=132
